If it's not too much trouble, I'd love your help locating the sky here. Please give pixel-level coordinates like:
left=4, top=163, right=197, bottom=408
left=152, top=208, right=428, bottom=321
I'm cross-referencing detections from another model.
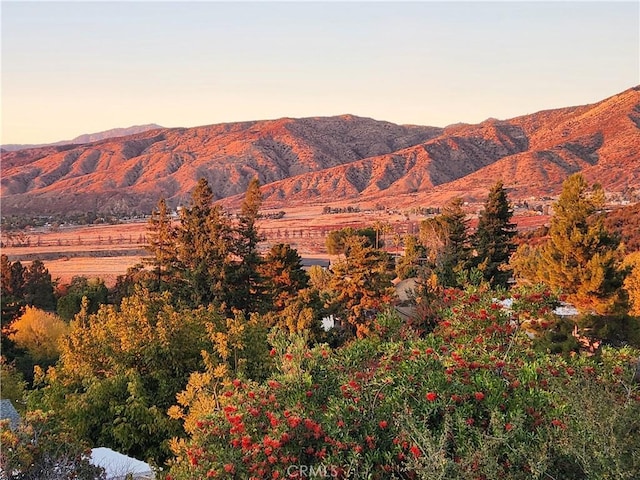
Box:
left=1, top=1, right=638, bottom=144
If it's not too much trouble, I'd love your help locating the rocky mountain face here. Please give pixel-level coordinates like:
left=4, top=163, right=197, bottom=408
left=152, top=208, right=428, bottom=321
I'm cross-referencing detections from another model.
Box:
left=1, top=87, right=638, bottom=216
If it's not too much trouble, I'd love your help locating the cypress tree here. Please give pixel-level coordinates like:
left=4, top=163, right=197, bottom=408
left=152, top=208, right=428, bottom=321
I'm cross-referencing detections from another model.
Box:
left=471, top=180, right=517, bottom=288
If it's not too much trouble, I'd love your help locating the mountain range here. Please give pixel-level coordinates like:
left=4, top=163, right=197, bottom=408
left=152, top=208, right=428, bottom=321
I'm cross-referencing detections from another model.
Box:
left=1, top=124, right=164, bottom=153
left=1, top=87, right=638, bottom=217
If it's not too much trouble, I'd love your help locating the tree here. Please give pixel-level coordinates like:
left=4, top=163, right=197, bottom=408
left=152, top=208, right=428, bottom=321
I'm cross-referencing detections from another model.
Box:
left=259, top=243, right=309, bottom=311
left=471, top=181, right=517, bottom=288
left=145, top=198, right=177, bottom=292
left=0, top=357, right=27, bottom=410
left=56, top=276, right=109, bottom=321
left=623, top=252, right=640, bottom=316
left=33, top=288, right=213, bottom=464
left=419, top=198, right=470, bottom=287
left=176, top=178, right=233, bottom=308
left=395, top=234, right=428, bottom=280
left=227, top=178, right=266, bottom=314
left=326, top=227, right=377, bottom=256
left=1, top=255, right=26, bottom=327
left=23, top=260, right=56, bottom=311
left=9, top=307, right=68, bottom=364
left=539, top=174, right=625, bottom=313
left=326, top=235, right=395, bottom=337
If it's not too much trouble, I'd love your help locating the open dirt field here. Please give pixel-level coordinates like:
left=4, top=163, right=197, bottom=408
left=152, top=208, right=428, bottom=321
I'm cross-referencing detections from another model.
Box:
left=2, top=206, right=549, bottom=286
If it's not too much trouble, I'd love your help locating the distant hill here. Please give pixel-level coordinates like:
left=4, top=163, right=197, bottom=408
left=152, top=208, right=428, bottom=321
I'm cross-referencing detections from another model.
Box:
left=1, top=87, right=638, bottom=217
left=1, top=124, right=164, bottom=152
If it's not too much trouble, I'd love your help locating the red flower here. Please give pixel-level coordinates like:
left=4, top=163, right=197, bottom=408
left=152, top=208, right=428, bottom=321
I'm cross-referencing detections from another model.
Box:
left=223, top=464, right=235, bottom=474
left=269, top=348, right=276, bottom=357
left=426, top=392, right=438, bottom=402
left=409, top=445, right=421, bottom=457
left=284, top=353, right=293, bottom=361
left=505, top=423, right=513, bottom=431
left=474, top=391, right=485, bottom=401
left=466, top=418, right=475, bottom=426
left=378, top=420, right=388, bottom=429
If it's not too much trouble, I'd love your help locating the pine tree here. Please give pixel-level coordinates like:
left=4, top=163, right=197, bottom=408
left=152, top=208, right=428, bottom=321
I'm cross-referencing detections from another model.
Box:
left=419, top=198, right=470, bottom=287
left=145, top=198, right=177, bottom=292
left=228, top=178, right=266, bottom=314
left=540, top=173, right=625, bottom=313
left=176, top=178, right=233, bottom=307
left=259, top=243, right=309, bottom=311
left=327, top=235, right=395, bottom=337
left=471, top=181, right=517, bottom=288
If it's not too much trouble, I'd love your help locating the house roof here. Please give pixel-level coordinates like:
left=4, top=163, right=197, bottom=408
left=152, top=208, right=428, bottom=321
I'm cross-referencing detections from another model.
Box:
left=90, top=448, right=154, bottom=480
left=0, top=399, right=21, bottom=430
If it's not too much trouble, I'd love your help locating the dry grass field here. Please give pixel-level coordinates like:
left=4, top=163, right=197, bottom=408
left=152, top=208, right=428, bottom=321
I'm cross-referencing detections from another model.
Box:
left=2, top=206, right=549, bottom=286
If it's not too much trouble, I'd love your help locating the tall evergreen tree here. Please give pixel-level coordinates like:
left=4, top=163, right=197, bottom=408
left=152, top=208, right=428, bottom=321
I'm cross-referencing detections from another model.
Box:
left=471, top=181, right=517, bottom=288
left=540, top=173, right=625, bottom=313
left=229, top=178, right=266, bottom=314
left=176, top=178, right=233, bottom=307
left=419, top=198, right=470, bottom=287
left=145, top=198, right=177, bottom=292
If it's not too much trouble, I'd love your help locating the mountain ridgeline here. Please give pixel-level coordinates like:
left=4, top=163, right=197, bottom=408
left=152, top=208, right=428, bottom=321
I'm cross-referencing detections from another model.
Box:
left=1, top=87, right=639, bottom=216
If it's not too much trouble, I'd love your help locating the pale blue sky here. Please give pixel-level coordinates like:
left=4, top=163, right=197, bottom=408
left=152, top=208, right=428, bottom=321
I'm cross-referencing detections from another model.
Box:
left=2, top=1, right=638, bottom=144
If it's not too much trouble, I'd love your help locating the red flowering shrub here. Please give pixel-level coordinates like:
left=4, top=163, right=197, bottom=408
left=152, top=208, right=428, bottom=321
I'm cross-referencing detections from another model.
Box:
left=168, top=289, right=640, bottom=479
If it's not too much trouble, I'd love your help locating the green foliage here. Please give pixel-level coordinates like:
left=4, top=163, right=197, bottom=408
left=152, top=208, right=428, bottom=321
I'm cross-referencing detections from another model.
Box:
left=259, top=288, right=327, bottom=342
left=418, top=198, right=470, bottom=288
left=539, top=174, right=626, bottom=313
left=145, top=198, right=178, bottom=292
left=471, top=180, right=517, bottom=288
left=32, top=288, right=213, bottom=464
left=0, top=410, right=105, bottom=480
left=227, top=178, right=266, bottom=314
left=0, top=358, right=27, bottom=411
left=623, top=252, right=640, bottom=316
left=395, top=234, right=428, bottom=280
left=259, top=243, right=309, bottom=311
left=325, top=235, right=396, bottom=337
left=326, top=227, right=377, bottom=255
left=175, top=179, right=233, bottom=308
left=23, top=260, right=56, bottom=312
left=56, top=276, right=109, bottom=321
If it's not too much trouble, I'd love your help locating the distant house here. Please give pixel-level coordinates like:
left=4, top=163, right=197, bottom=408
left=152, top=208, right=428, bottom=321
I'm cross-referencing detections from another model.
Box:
left=0, top=399, right=21, bottom=430
left=301, top=257, right=331, bottom=269
left=89, top=448, right=154, bottom=480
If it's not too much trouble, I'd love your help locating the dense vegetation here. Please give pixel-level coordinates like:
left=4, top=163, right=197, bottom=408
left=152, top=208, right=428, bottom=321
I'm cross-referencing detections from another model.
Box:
left=1, top=174, right=639, bottom=479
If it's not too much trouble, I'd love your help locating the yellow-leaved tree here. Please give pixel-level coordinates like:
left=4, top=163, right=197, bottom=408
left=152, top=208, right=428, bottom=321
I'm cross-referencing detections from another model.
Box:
left=9, top=306, right=68, bottom=363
